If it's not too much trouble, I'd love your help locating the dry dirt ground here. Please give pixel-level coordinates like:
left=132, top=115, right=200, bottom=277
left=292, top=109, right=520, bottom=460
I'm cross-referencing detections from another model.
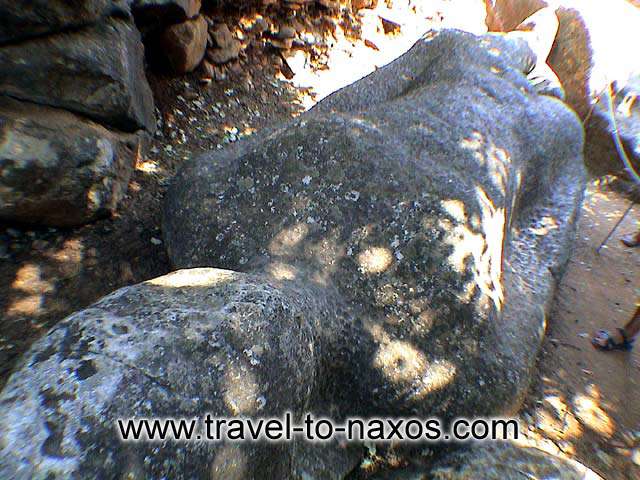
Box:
left=1, top=3, right=639, bottom=479
left=515, top=182, right=640, bottom=480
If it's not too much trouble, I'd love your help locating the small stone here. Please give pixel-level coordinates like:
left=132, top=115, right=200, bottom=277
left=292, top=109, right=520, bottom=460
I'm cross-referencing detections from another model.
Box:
left=200, top=59, right=215, bottom=77
left=252, top=17, right=269, bottom=34
left=351, top=0, right=377, bottom=10
left=364, top=39, right=379, bottom=50
left=277, top=25, right=296, bottom=39
left=161, top=15, right=208, bottom=74
left=206, top=40, right=241, bottom=64
left=380, top=16, right=401, bottom=35
left=317, top=0, right=339, bottom=8
left=150, top=237, right=162, bottom=245
left=210, top=24, right=234, bottom=49
left=133, top=0, right=201, bottom=20
left=269, top=38, right=293, bottom=50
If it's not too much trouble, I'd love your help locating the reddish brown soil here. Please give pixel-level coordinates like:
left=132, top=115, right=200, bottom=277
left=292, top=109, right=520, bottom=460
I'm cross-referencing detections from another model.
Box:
left=519, top=183, right=640, bottom=480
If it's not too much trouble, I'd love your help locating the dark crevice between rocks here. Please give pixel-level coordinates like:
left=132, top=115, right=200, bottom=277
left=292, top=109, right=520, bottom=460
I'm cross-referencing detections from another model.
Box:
left=0, top=93, right=145, bottom=137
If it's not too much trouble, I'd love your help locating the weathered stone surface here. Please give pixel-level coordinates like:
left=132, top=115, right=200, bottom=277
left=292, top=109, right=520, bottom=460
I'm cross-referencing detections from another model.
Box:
left=378, top=443, right=600, bottom=479
left=164, top=28, right=585, bottom=421
left=207, top=43, right=242, bottom=64
left=161, top=15, right=208, bottom=73
left=0, top=19, right=155, bottom=133
left=210, top=23, right=235, bottom=48
left=0, top=0, right=131, bottom=45
left=0, top=97, right=141, bottom=227
left=0, top=268, right=359, bottom=479
left=486, top=0, right=640, bottom=174
left=207, top=23, right=242, bottom=64
left=0, top=30, right=586, bottom=478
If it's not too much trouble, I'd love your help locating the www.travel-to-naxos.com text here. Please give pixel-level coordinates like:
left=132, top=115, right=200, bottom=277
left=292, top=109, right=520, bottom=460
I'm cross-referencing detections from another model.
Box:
left=118, top=413, right=519, bottom=443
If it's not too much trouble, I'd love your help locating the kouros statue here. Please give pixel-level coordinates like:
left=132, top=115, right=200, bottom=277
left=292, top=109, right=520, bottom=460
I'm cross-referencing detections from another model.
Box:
left=0, top=22, right=586, bottom=480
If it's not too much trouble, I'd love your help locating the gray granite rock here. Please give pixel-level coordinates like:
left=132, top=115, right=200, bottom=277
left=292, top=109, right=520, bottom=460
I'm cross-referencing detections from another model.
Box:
left=374, top=443, right=600, bottom=479
left=164, top=29, right=586, bottom=421
left=0, top=18, right=155, bottom=133
left=0, top=30, right=587, bottom=479
left=0, top=97, right=142, bottom=227
left=428, top=443, right=599, bottom=479
left=0, top=268, right=360, bottom=479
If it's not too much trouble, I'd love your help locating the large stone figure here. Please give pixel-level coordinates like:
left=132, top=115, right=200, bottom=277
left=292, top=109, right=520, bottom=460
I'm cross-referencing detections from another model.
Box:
left=0, top=29, right=586, bottom=479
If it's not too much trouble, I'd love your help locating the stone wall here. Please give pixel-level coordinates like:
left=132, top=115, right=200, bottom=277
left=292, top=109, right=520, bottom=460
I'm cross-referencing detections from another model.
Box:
left=0, top=0, right=381, bottom=227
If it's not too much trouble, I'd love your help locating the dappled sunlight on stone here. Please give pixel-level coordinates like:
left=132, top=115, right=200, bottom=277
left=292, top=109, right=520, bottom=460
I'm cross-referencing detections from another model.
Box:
left=459, top=130, right=511, bottom=195
left=269, top=223, right=309, bottom=256
left=534, top=394, right=584, bottom=442
left=266, top=262, right=298, bottom=281
left=373, top=338, right=427, bottom=384
left=441, top=200, right=479, bottom=275
left=530, top=215, right=560, bottom=236
left=223, top=362, right=261, bottom=416
left=11, top=263, right=54, bottom=294
left=211, top=444, right=248, bottom=480
left=357, top=246, right=393, bottom=275
left=440, top=187, right=506, bottom=311
left=441, top=199, right=467, bottom=223
left=413, top=360, right=457, bottom=400
left=476, top=187, right=505, bottom=310
left=135, top=159, right=159, bottom=173
left=368, top=323, right=456, bottom=395
left=487, top=145, right=510, bottom=195
left=47, top=238, right=83, bottom=279
left=7, top=295, right=43, bottom=316
left=147, top=268, right=234, bottom=288
left=459, top=130, right=486, bottom=165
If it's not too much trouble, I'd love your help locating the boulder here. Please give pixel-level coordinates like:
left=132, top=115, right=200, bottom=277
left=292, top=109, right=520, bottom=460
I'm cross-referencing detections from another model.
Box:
left=0, top=19, right=155, bottom=133
left=161, top=15, right=208, bottom=73
left=210, top=23, right=236, bottom=48
left=0, top=268, right=360, bottom=479
left=0, top=97, right=142, bottom=227
left=0, top=30, right=587, bottom=478
left=486, top=0, right=640, bottom=175
left=207, top=24, right=242, bottom=64
left=164, top=28, right=585, bottom=421
left=0, top=0, right=131, bottom=45
left=378, top=443, right=600, bottom=479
